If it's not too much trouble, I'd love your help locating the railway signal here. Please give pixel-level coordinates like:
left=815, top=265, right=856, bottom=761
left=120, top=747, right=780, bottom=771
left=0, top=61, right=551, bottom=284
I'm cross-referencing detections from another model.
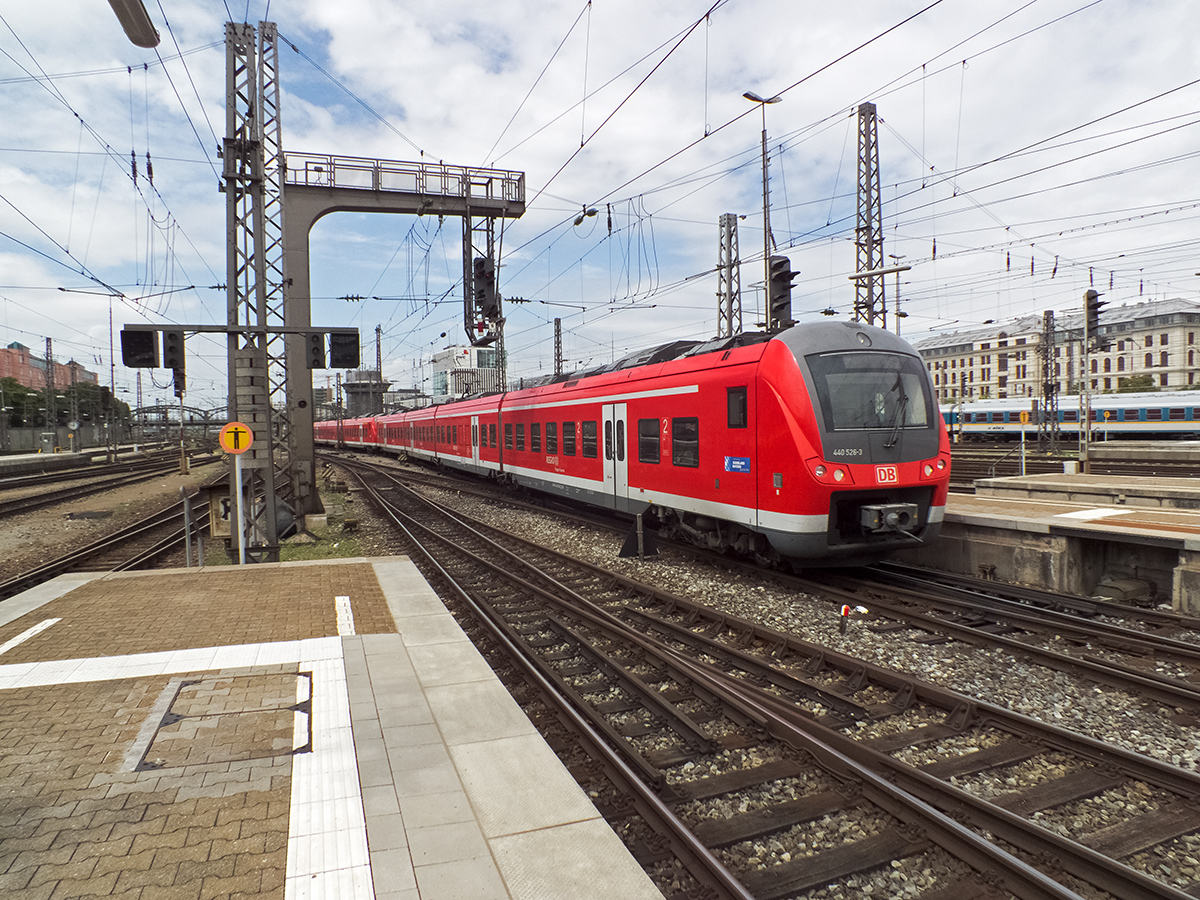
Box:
left=120, top=330, right=159, bottom=368
left=768, top=255, right=797, bottom=332
left=1085, top=288, right=1111, bottom=351
left=329, top=332, right=360, bottom=368
left=307, top=333, right=326, bottom=368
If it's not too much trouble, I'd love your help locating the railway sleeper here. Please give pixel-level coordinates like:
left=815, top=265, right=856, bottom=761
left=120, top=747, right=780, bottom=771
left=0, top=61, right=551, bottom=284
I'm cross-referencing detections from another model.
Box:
left=738, top=827, right=930, bottom=900
left=691, top=788, right=860, bottom=848
left=1082, top=799, right=1200, bottom=859
left=990, top=768, right=1125, bottom=817
left=916, top=739, right=1040, bottom=780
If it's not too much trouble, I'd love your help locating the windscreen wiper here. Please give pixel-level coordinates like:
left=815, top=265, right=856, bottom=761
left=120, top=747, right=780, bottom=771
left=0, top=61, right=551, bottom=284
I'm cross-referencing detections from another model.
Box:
left=884, top=377, right=908, bottom=448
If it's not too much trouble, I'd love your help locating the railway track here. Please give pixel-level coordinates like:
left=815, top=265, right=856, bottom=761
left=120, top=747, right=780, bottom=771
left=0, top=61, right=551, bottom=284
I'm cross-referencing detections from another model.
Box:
left=0, top=483, right=219, bottom=601
left=341, top=455, right=1200, bottom=899
left=0, top=451, right=221, bottom=519
left=949, top=448, right=1200, bottom=488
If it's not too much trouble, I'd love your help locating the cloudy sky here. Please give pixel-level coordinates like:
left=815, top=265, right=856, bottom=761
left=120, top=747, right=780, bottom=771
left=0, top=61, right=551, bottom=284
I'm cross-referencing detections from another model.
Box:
left=2, top=0, right=1198, bottom=407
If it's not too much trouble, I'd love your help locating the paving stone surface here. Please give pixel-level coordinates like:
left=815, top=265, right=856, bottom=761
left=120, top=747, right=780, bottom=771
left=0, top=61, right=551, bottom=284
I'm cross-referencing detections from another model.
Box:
left=0, top=562, right=395, bottom=665
left=0, top=562, right=394, bottom=900
left=0, top=674, right=291, bottom=900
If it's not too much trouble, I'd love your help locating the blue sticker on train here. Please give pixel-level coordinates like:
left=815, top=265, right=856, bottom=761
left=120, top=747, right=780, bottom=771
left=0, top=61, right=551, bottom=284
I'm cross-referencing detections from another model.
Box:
left=724, top=456, right=751, bottom=473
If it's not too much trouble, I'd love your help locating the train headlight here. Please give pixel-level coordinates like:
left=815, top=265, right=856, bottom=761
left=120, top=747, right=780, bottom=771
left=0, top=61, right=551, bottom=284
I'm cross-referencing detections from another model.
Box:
left=833, top=468, right=846, bottom=482
left=937, top=458, right=947, bottom=470
left=923, top=464, right=933, bottom=476
left=815, top=465, right=827, bottom=477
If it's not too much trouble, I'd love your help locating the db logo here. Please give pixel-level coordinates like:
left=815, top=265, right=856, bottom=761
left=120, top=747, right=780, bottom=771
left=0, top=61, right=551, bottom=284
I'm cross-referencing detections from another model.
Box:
left=875, top=465, right=898, bottom=484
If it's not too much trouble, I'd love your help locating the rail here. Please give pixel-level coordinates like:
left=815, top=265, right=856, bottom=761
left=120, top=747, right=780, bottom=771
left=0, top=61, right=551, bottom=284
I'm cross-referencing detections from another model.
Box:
left=282, top=152, right=525, bottom=204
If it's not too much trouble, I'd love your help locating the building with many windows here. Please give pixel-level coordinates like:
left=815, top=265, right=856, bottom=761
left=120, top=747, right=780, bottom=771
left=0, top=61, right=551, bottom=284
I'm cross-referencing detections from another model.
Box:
left=0, top=342, right=98, bottom=390
left=913, top=298, right=1200, bottom=402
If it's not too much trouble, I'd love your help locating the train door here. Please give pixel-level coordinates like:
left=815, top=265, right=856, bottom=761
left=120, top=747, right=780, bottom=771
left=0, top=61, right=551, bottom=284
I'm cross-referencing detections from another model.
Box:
left=602, top=402, right=628, bottom=507
left=471, top=415, right=481, bottom=468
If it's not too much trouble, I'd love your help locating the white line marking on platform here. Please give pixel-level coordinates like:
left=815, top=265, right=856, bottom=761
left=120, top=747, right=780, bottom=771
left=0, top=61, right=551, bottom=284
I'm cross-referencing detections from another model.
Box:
left=0, top=618, right=61, bottom=657
left=335, top=596, right=356, bottom=636
left=1055, top=508, right=1137, bottom=520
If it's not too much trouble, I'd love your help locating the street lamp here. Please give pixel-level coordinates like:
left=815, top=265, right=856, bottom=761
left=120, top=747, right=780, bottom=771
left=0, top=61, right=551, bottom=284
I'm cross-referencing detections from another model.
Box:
left=744, top=90, right=782, bottom=332
left=106, top=0, right=160, bottom=48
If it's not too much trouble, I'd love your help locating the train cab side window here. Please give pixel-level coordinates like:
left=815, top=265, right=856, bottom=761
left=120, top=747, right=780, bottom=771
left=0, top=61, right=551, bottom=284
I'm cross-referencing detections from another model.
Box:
left=582, top=421, right=598, bottom=458
left=515, top=424, right=525, bottom=451
left=531, top=423, right=541, bottom=452
left=637, top=418, right=660, bottom=463
left=504, top=423, right=513, bottom=449
left=727, top=386, right=748, bottom=428
left=562, top=421, right=577, bottom=456
left=672, top=417, right=700, bottom=467
left=546, top=422, right=558, bottom=453
left=489, top=423, right=496, bottom=447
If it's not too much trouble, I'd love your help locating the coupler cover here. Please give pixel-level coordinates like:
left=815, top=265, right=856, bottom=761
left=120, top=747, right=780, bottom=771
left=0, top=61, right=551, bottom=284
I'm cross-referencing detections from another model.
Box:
left=860, top=503, right=919, bottom=534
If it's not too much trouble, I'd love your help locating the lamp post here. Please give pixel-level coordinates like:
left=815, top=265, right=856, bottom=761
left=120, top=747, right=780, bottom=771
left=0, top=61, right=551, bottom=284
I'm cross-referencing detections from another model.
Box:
left=743, top=91, right=782, bottom=332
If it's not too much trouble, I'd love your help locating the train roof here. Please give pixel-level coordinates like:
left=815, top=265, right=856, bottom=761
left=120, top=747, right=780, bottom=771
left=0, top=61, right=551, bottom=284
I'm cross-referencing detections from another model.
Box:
left=515, top=331, right=773, bottom=391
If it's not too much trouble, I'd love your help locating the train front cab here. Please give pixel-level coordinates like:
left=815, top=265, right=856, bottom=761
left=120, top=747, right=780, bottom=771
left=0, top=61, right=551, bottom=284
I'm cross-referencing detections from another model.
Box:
left=759, top=322, right=951, bottom=564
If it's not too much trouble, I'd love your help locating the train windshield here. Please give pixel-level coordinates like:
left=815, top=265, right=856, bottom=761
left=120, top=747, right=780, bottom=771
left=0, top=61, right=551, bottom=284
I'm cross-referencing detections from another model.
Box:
left=805, top=351, right=933, bottom=433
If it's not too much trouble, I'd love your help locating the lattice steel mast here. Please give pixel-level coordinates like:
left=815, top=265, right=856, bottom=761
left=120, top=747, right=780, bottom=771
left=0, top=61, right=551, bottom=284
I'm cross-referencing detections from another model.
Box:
left=854, top=102, right=885, bottom=325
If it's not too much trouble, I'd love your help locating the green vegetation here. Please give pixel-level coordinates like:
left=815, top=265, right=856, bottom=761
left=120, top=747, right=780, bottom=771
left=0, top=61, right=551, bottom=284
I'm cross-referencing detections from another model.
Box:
left=1115, top=374, right=1156, bottom=392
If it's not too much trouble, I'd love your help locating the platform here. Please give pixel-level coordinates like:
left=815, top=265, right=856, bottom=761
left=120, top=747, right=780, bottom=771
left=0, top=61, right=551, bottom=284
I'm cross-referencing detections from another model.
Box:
left=0, top=451, right=87, bottom=476
left=0, top=558, right=664, bottom=900
left=895, top=476, right=1200, bottom=612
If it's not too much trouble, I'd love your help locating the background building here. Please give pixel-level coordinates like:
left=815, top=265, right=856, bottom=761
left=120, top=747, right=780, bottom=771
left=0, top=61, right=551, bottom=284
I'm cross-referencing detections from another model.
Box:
left=0, top=342, right=98, bottom=390
left=914, top=299, right=1200, bottom=403
left=430, top=345, right=500, bottom=403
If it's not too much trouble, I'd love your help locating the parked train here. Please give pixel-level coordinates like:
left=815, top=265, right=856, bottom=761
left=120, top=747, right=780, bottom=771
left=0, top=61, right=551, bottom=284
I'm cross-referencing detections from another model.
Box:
left=315, top=321, right=952, bottom=566
left=944, top=391, right=1200, bottom=439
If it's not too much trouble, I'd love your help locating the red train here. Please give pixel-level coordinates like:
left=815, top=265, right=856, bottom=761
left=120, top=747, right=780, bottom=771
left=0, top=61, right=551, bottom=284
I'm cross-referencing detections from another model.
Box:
left=315, top=321, right=951, bottom=566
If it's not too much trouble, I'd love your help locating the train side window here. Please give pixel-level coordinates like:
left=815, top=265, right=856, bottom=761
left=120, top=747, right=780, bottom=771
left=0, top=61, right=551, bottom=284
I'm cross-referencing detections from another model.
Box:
left=604, top=421, right=612, bottom=460
left=616, top=421, right=624, bottom=462
left=1170, top=408, right=1185, bottom=420
left=504, top=423, right=513, bottom=449
left=453, top=425, right=458, bottom=444
left=1124, top=409, right=1139, bottom=421
left=672, top=417, right=700, bottom=467
left=1063, top=411, right=1078, bottom=422
left=546, top=422, right=558, bottom=453
left=472, top=424, right=478, bottom=447
left=638, top=419, right=659, bottom=463
left=531, top=423, right=541, bottom=452
left=516, top=424, right=525, bottom=451
left=1147, top=408, right=1163, bottom=421
left=489, top=423, right=496, bottom=447
left=563, top=422, right=576, bottom=456
left=727, top=386, right=748, bottom=428
left=582, top=421, right=598, bottom=458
